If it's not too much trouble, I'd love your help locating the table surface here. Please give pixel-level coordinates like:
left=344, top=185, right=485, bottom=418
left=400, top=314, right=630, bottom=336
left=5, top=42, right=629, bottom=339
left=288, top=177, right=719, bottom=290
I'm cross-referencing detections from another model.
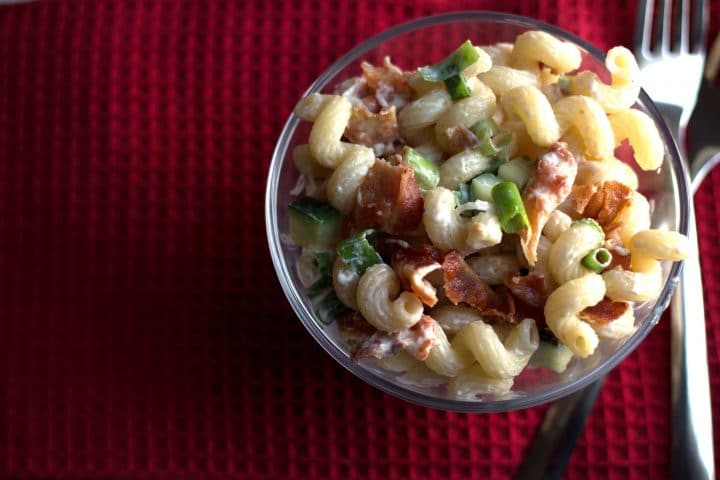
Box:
left=0, top=1, right=718, bottom=478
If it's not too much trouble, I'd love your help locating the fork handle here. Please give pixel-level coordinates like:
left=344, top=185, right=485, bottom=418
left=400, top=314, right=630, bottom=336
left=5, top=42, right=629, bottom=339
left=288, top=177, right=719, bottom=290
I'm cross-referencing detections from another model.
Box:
left=655, top=101, right=717, bottom=480
left=671, top=212, right=715, bottom=480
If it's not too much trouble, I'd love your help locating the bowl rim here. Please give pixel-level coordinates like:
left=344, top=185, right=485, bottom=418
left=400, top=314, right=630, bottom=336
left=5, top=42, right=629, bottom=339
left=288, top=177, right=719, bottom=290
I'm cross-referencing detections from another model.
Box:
left=265, top=11, right=691, bottom=413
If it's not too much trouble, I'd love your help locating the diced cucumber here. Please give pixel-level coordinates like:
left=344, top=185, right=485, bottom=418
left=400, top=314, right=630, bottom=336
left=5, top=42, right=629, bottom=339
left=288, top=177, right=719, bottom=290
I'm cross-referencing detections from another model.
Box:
left=471, top=173, right=502, bottom=202
left=307, top=275, right=332, bottom=299
left=530, top=339, right=574, bottom=373
left=311, top=251, right=334, bottom=277
left=402, top=146, right=440, bottom=190
left=336, top=230, right=382, bottom=276
left=498, top=156, right=533, bottom=190
left=288, top=198, right=343, bottom=248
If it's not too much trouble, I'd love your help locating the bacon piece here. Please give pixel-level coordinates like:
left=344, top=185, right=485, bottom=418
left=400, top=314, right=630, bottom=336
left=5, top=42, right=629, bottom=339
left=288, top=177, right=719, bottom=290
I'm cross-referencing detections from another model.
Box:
left=360, top=58, right=411, bottom=108
left=345, top=104, right=401, bottom=153
left=390, top=244, right=444, bottom=307
left=578, top=297, right=631, bottom=326
left=505, top=271, right=548, bottom=308
left=567, top=183, right=598, bottom=213
left=441, top=251, right=515, bottom=322
left=445, top=125, right=480, bottom=152
left=520, top=142, right=577, bottom=265
left=337, top=310, right=375, bottom=347
left=569, top=181, right=632, bottom=231
left=354, top=157, right=424, bottom=235
left=350, top=315, right=438, bottom=362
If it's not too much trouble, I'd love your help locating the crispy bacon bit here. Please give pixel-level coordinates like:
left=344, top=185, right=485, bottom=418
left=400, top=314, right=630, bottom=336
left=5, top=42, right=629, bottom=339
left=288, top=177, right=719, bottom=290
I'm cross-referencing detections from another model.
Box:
left=390, top=244, right=444, bottom=307
left=350, top=315, right=438, bottom=362
left=345, top=104, right=402, bottom=155
left=567, top=183, right=598, bottom=213
left=354, top=158, right=424, bottom=235
left=360, top=58, right=411, bottom=107
left=441, top=251, right=515, bottom=322
left=578, top=297, right=631, bottom=326
left=570, top=181, right=632, bottom=233
left=520, top=142, right=577, bottom=265
left=445, top=125, right=480, bottom=152
left=505, top=272, right=548, bottom=308
left=337, top=310, right=375, bottom=347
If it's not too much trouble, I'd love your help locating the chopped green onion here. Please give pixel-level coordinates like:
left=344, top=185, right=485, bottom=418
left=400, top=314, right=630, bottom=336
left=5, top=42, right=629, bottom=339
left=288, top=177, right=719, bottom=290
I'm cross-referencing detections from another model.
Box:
left=311, top=251, right=334, bottom=277
left=289, top=198, right=344, bottom=248
left=459, top=209, right=481, bottom=218
left=557, top=75, right=571, bottom=93
left=454, top=183, right=472, bottom=206
left=444, top=74, right=472, bottom=100
left=336, top=230, right=382, bottom=276
left=491, top=181, right=530, bottom=234
left=469, top=118, right=499, bottom=140
left=418, top=40, right=480, bottom=82
left=573, top=218, right=605, bottom=238
left=315, top=292, right=347, bottom=326
left=478, top=131, right=512, bottom=159
left=471, top=173, right=502, bottom=201
left=582, top=247, right=613, bottom=273
left=402, top=146, right=439, bottom=189
left=497, top=156, right=533, bottom=190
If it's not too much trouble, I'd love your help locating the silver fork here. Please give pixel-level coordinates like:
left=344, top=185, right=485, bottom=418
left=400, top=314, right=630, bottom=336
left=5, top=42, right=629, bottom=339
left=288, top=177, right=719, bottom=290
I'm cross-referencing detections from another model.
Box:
left=514, top=2, right=714, bottom=479
left=635, top=2, right=715, bottom=479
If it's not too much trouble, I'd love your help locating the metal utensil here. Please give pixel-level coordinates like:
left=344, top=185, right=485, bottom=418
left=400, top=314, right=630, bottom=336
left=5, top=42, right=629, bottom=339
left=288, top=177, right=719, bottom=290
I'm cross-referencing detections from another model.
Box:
left=514, top=1, right=715, bottom=478
left=636, top=1, right=715, bottom=477
left=688, top=34, right=720, bottom=189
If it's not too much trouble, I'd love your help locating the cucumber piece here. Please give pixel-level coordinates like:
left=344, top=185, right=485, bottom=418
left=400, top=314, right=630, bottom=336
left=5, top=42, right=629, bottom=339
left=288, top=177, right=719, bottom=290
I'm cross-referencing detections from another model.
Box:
left=311, top=251, right=334, bottom=277
left=288, top=197, right=343, bottom=248
left=498, top=156, right=533, bottom=190
left=530, top=339, right=574, bottom=373
left=471, top=173, right=502, bottom=201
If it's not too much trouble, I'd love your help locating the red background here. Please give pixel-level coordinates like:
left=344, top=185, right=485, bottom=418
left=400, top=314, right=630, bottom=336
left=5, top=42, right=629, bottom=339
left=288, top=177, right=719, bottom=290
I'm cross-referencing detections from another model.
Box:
left=0, top=1, right=718, bottom=478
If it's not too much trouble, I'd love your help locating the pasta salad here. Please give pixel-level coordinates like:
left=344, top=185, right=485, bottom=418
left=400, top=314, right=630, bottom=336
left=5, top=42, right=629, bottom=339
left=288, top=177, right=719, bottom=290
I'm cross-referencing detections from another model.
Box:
left=287, top=30, right=689, bottom=398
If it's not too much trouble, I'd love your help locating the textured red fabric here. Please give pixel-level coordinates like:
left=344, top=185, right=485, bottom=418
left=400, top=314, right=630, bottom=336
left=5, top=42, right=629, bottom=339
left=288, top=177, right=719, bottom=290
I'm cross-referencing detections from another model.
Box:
left=0, top=1, right=718, bottom=478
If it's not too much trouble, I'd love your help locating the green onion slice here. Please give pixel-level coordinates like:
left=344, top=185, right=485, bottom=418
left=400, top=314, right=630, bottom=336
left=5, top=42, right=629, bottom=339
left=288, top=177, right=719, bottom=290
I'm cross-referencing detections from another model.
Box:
left=557, top=75, right=571, bottom=93
left=491, top=181, right=530, bottom=234
left=454, top=183, right=472, bottom=206
left=402, top=146, right=439, bottom=189
left=444, top=74, right=472, bottom=100
left=582, top=247, right=613, bottom=273
left=418, top=40, right=480, bottom=82
left=336, top=230, right=382, bottom=276
left=469, top=118, right=499, bottom=139
left=573, top=218, right=605, bottom=239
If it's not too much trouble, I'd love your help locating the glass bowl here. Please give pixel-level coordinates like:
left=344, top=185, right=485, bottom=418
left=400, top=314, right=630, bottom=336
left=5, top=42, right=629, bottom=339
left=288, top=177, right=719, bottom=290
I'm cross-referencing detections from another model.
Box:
left=265, top=11, right=690, bottom=412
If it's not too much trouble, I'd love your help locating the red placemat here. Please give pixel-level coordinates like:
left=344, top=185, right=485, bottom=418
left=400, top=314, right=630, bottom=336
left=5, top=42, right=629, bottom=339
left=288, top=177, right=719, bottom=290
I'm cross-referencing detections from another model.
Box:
left=0, top=1, right=718, bottom=478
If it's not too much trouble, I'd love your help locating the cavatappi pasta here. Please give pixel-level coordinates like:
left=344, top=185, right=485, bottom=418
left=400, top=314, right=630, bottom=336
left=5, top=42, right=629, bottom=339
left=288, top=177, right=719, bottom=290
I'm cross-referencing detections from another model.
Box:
left=286, top=32, right=689, bottom=399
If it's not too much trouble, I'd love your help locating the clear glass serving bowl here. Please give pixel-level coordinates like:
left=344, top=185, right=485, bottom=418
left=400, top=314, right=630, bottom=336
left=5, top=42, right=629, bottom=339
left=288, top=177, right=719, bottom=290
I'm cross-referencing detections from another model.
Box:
left=265, top=11, right=690, bottom=412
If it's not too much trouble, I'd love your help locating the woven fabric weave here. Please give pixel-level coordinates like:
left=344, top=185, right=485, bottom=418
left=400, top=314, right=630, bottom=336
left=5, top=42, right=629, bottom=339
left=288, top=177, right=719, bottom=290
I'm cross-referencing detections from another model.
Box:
left=0, top=1, right=718, bottom=478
